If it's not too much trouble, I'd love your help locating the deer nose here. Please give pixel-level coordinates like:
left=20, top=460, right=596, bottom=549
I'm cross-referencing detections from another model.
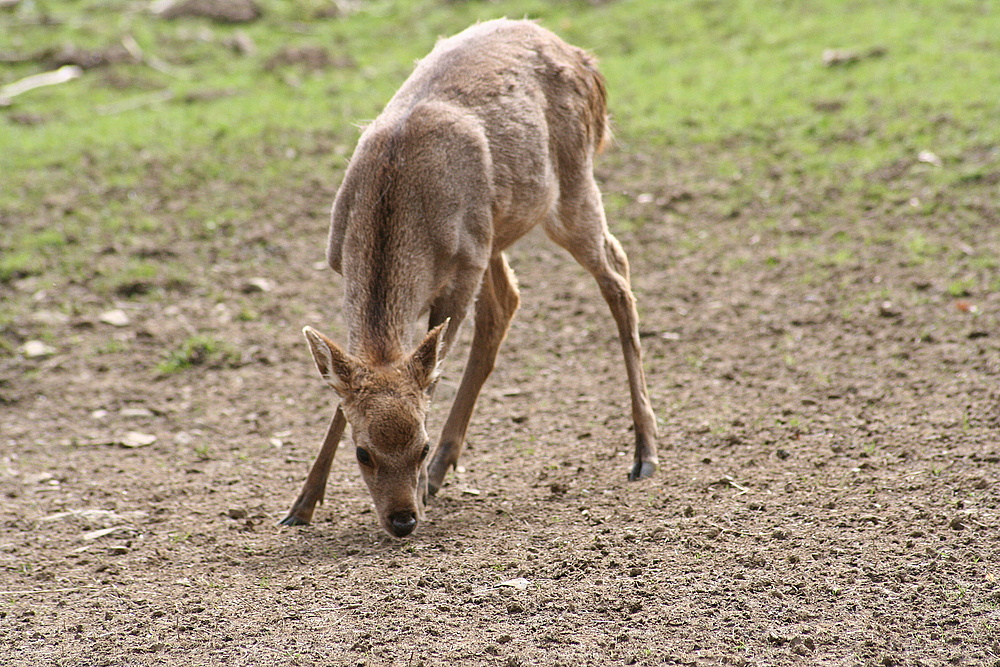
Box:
left=389, top=511, right=417, bottom=537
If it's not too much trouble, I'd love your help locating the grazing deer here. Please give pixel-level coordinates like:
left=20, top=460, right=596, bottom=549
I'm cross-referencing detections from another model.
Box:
left=280, top=19, right=658, bottom=538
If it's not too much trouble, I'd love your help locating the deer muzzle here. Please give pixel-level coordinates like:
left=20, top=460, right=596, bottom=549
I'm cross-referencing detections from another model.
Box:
left=388, top=510, right=418, bottom=537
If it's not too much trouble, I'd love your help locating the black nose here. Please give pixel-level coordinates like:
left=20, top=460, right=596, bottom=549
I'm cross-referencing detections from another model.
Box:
left=389, top=511, right=417, bottom=537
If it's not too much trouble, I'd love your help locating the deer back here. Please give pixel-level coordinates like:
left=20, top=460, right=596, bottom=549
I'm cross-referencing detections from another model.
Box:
left=325, top=19, right=609, bottom=362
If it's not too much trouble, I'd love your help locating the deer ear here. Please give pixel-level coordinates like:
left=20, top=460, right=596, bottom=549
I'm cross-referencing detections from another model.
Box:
left=303, top=326, right=355, bottom=397
left=409, top=319, right=450, bottom=389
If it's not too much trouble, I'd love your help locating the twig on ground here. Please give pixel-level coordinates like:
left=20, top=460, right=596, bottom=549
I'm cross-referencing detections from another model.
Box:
left=97, top=89, right=174, bottom=115
left=0, top=587, right=85, bottom=595
left=0, top=64, right=81, bottom=105
left=121, top=34, right=184, bottom=78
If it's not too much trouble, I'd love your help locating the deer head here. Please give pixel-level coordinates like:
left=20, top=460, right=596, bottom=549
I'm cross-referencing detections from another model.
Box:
left=302, top=321, right=449, bottom=537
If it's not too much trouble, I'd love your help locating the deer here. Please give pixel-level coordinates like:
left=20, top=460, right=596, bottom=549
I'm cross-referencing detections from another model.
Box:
left=279, top=19, right=659, bottom=538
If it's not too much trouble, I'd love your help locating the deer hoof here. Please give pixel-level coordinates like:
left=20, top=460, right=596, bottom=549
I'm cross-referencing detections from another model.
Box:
left=629, top=460, right=657, bottom=481
left=278, top=514, right=310, bottom=526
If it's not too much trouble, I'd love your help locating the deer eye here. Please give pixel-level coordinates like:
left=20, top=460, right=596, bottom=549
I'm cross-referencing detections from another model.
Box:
left=356, top=447, right=372, bottom=466
left=420, top=443, right=430, bottom=461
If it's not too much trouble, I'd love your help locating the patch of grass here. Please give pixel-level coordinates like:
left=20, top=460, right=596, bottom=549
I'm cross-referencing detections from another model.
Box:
left=95, top=259, right=160, bottom=297
left=236, top=307, right=260, bottom=322
left=828, top=248, right=857, bottom=267
left=96, top=339, right=127, bottom=355
left=192, top=441, right=212, bottom=460
left=0, top=228, right=70, bottom=282
left=947, top=277, right=975, bottom=298
left=904, top=231, right=945, bottom=265
left=156, top=335, right=241, bottom=375
left=0, top=249, right=42, bottom=282
left=1, top=0, right=997, bottom=363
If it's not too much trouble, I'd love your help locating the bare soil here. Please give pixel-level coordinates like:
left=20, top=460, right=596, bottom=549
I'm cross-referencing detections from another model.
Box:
left=2, top=127, right=999, bottom=664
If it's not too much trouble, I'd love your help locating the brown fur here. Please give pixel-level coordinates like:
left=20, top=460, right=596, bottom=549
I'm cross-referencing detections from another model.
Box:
left=281, top=19, right=658, bottom=538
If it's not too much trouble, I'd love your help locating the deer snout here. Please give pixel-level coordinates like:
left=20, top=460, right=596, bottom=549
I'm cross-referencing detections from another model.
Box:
left=388, top=510, right=418, bottom=537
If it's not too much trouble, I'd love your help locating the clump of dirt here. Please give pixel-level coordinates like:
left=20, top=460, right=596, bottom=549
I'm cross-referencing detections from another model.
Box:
left=264, top=45, right=354, bottom=72
left=152, top=0, right=262, bottom=24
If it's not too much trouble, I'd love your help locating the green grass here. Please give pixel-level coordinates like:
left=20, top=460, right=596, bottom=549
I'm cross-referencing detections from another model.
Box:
left=156, top=335, right=241, bottom=375
left=1, top=0, right=998, bottom=332
left=3, top=1, right=998, bottom=167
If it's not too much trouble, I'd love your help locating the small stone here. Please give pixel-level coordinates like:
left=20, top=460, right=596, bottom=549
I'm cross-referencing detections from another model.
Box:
left=227, top=508, right=247, bottom=520
left=878, top=301, right=901, bottom=318
left=20, top=340, right=56, bottom=358
left=789, top=635, right=814, bottom=655
left=120, top=431, right=157, bottom=448
left=767, top=631, right=788, bottom=645
left=99, top=309, right=130, bottom=327
left=917, top=150, right=942, bottom=167
left=241, top=277, right=274, bottom=293
left=120, top=407, right=154, bottom=419
left=31, top=310, right=69, bottom=326
left=822, top=48, right=859, bottom=66
left=228, top=30, right=256, bottom=56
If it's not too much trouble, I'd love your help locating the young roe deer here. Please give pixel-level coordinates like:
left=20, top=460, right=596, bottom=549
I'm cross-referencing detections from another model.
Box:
left=280, top=19, right=658, bottom=538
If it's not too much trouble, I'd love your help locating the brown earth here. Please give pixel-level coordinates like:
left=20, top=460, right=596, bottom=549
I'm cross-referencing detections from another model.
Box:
left=2, top=110, right=999, bottom=666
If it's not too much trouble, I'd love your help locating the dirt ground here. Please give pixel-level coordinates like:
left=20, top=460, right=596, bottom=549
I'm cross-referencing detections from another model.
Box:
left=2, top=104, right=1000, bottom=667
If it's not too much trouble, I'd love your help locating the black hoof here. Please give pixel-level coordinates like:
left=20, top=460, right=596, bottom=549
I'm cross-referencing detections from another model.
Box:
left=628, top=460, right=657, bottom=481
left=278, top=514, right=310, bottom=526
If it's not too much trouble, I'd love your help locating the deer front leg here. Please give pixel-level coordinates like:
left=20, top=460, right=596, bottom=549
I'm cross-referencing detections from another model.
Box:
left=279, top=406, right=347, bottom=525
left=428, top=254, right=520, bottom=495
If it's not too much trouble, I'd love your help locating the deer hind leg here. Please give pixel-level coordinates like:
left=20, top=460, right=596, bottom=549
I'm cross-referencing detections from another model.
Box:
left=427, top=253, right=521, bottom=495
left=544, top=184, right=659, bottom=481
